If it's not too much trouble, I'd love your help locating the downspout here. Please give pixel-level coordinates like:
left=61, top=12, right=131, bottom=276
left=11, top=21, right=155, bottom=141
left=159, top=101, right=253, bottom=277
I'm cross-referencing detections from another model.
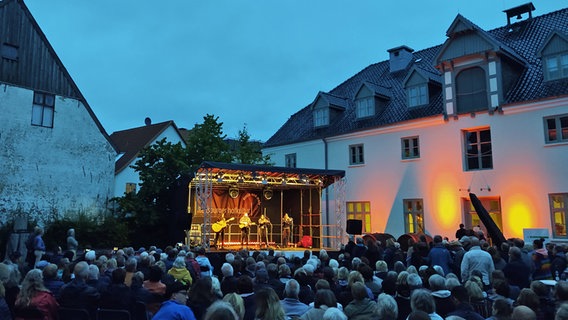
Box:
left=323, top=138, right=329, bottom=230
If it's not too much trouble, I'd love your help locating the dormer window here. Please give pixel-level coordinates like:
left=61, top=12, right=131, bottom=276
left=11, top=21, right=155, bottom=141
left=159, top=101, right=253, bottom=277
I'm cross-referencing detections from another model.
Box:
left=455, top=67, right=488, bottom=113
left=355, top=97, right=374, bottom=118
left=408, top=84, right=428, bottom=107
left=544, top=53, right=568, bottom=81
left=313, top=108, right=329, bottom=127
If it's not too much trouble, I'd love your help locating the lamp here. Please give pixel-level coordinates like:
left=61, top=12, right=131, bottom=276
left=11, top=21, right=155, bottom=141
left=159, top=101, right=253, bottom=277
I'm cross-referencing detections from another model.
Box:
left=237, top=173, right=244, bottom=184
left=229, top=185, right=239, bottom=199
left=261, top=175, right=268, bottom=185
left=263, top=187, right=273, bottom=200
left=281, top=176, right=287, bottom=185
left=216, top=173, right=223, bottom=183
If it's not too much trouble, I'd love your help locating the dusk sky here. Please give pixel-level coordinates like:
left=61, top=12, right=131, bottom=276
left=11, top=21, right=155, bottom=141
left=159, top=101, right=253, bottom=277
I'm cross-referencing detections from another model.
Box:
left=25, top=1, right=565, bottom=142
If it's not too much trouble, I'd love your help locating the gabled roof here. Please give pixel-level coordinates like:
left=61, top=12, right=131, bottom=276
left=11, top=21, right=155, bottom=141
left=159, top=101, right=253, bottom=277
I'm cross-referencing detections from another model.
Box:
left=110, top=121, right=185, bottom=174
left=0, top=0, right=117, bottom=152
left=402, top=66, right=442, bottom=87
left=265, top=7, right=568, bottom=148
left=311, top=91, right=349, bottom=110
left=356, top=81, right=392, bottom=100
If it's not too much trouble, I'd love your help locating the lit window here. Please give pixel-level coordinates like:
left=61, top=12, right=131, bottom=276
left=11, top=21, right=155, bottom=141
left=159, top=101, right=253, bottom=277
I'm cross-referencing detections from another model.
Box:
left=401, top=136, right=420, bottom=159
left=313, top=108, right=329, bottom=127
left=285, top=153, right=296, bottom=168
left=349, top=144, right=364, bottom=165
left=464, top=128, right=493, bottom=171
left=346, top=201, right=371, bottom=233
left=125, top=183, right=137, bottom=195
left=544, top=114, right=568, bottom=144
left=356, top=97, right=374, bottom=118
left=550, top=193, right=568, bottom=238
left=31, top=92, right=55, bottom=128
left=404, top=199, right=424, bottom=234
left=544, top=53, right=568, bottom=81
left=408, top=84, right=428, bottom=107
left=456, top=67, right=488, bottom=113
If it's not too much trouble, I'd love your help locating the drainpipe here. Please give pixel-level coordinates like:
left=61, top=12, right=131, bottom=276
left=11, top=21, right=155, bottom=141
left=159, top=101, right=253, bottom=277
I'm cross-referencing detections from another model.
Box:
left=323, top=138, right=329, bottom=232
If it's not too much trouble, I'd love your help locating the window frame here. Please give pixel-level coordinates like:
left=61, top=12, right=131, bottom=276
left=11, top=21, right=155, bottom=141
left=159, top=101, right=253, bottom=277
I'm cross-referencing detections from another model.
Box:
left=550, top=193, right=568, bottom=239
left=313, top=108, right=329, bottom=127
left=544, top=114, right=568, bottom=144
left=401, top=136, right=420, bottom=159
left=463, top=128, right=493, bottom=171
left=355, top=97, right=375, bottom=118
left=349, top=144, right=364, bottom=165
left=403, top=198, right=425, bottom=234
left=407, top=84, right=428, bottom=107
left=346, top=201, right=372, bottom=234
left=31, top=91, right=55, bottom=128
left=544, top=53, right=568, bottom=81
left=285, top=153, right=297, bottom=168
left=455, top=66, right=488, bottom=113
left=1, top=42, right=18, bottom=61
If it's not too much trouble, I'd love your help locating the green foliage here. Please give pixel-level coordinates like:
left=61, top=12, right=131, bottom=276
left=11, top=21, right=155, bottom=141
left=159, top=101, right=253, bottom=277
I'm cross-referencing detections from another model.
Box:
left=234, top=124, right=272, bottom=165
left=185, top=114, right=233, bottom=170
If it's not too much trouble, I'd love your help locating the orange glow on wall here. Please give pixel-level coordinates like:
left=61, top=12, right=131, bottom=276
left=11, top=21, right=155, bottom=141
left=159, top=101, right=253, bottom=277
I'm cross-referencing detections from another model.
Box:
left=435, top=187, right=459, bottom=229
left=504, top=194, right=536, bottom=238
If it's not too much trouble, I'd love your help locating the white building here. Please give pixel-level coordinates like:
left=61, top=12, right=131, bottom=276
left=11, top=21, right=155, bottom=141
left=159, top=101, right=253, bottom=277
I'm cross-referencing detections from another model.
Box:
left=263, top=4, right=568, bottom=242
left=0, top=0, right=116, bottom=223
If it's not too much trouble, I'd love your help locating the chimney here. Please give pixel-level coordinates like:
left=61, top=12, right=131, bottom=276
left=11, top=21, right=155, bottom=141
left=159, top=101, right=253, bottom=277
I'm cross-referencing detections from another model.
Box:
left=503, top=2, right=535, bottom=26
left=387, top=45, right=414, bottom=73
left=144, top=117, right=152, bottom=126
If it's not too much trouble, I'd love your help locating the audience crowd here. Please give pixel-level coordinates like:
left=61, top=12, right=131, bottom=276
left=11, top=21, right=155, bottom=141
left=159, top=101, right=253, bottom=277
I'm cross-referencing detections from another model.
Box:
left=2, top=228, right=568, bottom=320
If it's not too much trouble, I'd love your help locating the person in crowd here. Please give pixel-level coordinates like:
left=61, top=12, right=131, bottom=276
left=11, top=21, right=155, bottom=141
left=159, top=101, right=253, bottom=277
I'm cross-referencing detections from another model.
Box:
left=429, top=274, right=454, bottom=318
left=515, top=288, right=542, bottom=319
left=168, top=257, right=193, bottom=287
left=503, top=246, right=531, bottom=289
left=143, top=265, right=166, bottom=296
left=236, top=275, right=256, bottom=320
left=203, top=300, right=239, bottom=320
left=57, top=261, right=100, bottom=316
left=266, top=263, right=285, bottom=299
left=352, top=237, right=367, bottom=258
left=153, top=281, right=196, bottom=320
left=223, top=293, right=245, bottom=320
left=323, top=307, right=348, bottom=320
left=552, top=245, right=568, bottom=280
left=66, top=228, right=78, bottom=261
left=557, top=303, right=568, bottom=320
left=41, top=263, right=64, bottom=298
left=220, top=263, right=238, bottom=296
left=530, top=280, right=556, bottom=319
left=456, top=224, right=467, bottom=240
left=376, top=292, right=398, bottom=320
left=446, top=285, right=485, bottom=320
left=254, top=287, right=286, bottom=320
left=486, top=297, right=513, bottom=320
left=280, top=279, right=309, bottom=318
left=428, top=235, right=453, bottom=276
left=99, top=268, right=134, bottom=310
left=187, top=276, right=219, bottom=320
left=461, top=236, right=494, bottom=288
left=123, top=257, right=137, bottom=287
left=409, top=288, right=443, bottom=320
left=301, top=289, right=337, bottom=320
left=14, top=269, right=58, bottom=320
left=344, top=282, right=378, bottom=320
left=196, top=247, right=214, bottom=278
left=511, top=305, right=537, bottom=320
left=32, top=227, right=46, bottom=269
left=531, top=238, right=552, bottom=280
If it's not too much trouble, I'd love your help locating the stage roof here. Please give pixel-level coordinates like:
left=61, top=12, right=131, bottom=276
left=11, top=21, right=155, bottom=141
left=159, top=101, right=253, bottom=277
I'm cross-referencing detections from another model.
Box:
left=193, top=161, right=345, bottom=189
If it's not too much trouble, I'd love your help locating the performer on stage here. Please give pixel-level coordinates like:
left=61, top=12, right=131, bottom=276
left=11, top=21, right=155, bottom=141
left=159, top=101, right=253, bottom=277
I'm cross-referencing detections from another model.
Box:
left=258, top=213, right=271, bottom=248
left=239, top=212, right=252, bottom=248
left=282, top=213, right=293, bottom=248
left=213, top=213, right=232, bottom=249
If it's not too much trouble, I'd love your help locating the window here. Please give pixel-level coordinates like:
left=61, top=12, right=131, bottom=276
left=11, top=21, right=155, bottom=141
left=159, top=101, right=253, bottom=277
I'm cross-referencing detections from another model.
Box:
left=347, top=201, right=371, bottom=233
left=285, top=153, right=296, bottom=168
left=356, top=97, right=374, bottom=118
left=544, top=114, right=568, bottom=143
left=313, top=108, right=329, bottom=127
left=349, top=144, right=364, bottom=165
left=1, top=43, right=18, bottom=61
left=463, top=197, right=502, bottom=237
left=550, top=194, right=568, bottom=238
left=404, top=199, right=424, bottom=234
left=401, top=136, right=420, bottom=159
left=408, top=84, right=428, bottom=107
left=544, top=53, right=568, bottom=81
left=456, top=67, right=488, bottom=113
left=31, top=92, right=55, bottom=128
left=464, top=128, right=493, bottom=171
left=125, top=183, right=137, bottom=195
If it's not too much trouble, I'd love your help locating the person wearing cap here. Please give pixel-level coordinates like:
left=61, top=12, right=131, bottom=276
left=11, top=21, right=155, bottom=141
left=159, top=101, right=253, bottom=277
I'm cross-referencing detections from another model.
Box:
left=153, top=281, right=196, bottom=320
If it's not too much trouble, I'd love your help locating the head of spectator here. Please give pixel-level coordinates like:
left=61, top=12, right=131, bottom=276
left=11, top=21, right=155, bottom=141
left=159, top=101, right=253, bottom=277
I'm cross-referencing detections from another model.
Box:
left=557, top=303, right=568, bottom=320
left=111, top=267, right=126, bottom=285
left=73, top=261, right=89, bottom=281
left=445, top=277, right=461, bottom=291
left=255, top=287, right=286, bottom=320
left=394, top=260, right=406, bottom=274
left=407, top=273, right=423, bottom=291
left=329, top=259, right=339, bottom=269
left=382, top=271, right=399, bottom=296
left=87, top=264, right=99, bottom=281
left=225, top=253, right=235, bottom=264
left=237, top=275, right=254, bottom=294
left=315, top=279, right=330, bottom=292
left=428, top=274, right=446, bottom=292
left=125, top=257, right=137, bottom=272
left=42, top=263, right=58, bottom=281
left=284, top=279, right=301, bottom=299
left=278, top=264, right=291, bottom=279
left=223, top=293, right=245, bottom=320
left=407, top=310, right=431, bottom=320
left=411, top=288, right=437, bottom=315
left=493, top=279, right=511, bottom=299
left=267, top=263, right=278, bottom=279
left=377, top=292, right=398, bottom=320
left=516, top=288, right=540, bottom=313
left=512, top=305, right=536, bottom=320
left=530, top=280, right=550, bottom=298
left=451, top=285, right=470, bottom=305
left=211, top=276, right=222, bottom=299
left=396, top=271, right=411, bottom=297
left=323, top=307, right=347, bottom=320
left=204, top=300, right=239, bottom=320
left=85, top=250, right=96, bottom=264
left=314, top=288, right=336, bottom=308
left=165, top=280, right=189, bottom=304
left=337, top=267, right=349, bottom=283
left=255, top=269, right=269, bottom=285
left=221, top=262, right=234, bottom=279
left=351, top=282, right=368, bottom=302
left=190, top=276, right=216, bottom=304
left=491, top=298, right=513, bottom=318
left=16, top=269, right=48, bottom=308
left=464, top=279, right=484, bottom=301
left=148, top=265, right=163, bottom=282
left=375, top=260, right=388, bottom=273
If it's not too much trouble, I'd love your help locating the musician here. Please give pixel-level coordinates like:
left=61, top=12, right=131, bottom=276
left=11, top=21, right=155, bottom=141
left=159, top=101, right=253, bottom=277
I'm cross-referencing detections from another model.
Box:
left=239, top=212, right=252, bottom=248
left=282, top=213, right=293, bottom=247
left=213, top=213, right=228, bottom=249
left=258, top=214, right=271, bottom=248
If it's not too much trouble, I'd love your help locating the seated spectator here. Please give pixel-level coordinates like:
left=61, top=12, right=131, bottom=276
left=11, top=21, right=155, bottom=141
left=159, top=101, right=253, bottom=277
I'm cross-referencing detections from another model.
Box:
left=57, top=261, right=100, bottom=317
left=188, top=276, right=219, bottom=320
left=515, top=288, right=542, bottom=318
left=344, top=282, right=377, bottom=320
left=143, top=265, right=167, bottom=296
left=100, top=268, right=134, bottom=310
left=168, top=257, right=193, bottom=287
left=511, top=305, right=536, bottom=320
left=255, top=287, right=286, bottom=320
left=446, top=285, right=484, bottom=320
left=220, top=263, right=238, bottom=296
left=429, top=274, right=454, bottom=318
left=153, top=281, right=196, bottom=320
left=278, top=264, right=292, bottom=284
left=237, top=275, right=256, bottom=320
left=486, top=298, right=513, bottom=320
left=15, top=269, right=58, bottom=320
left=280, top=279, right=309, bottom=318
left=223, top=293, right=245, bottom=320
left=323, top=307, right=347, bottom=320
left=195, top=247, right=213, bottom=278
left=124, top=257, right=138, bottom=287
left=301, top=289, right=337, bottom=320
left=42, top=263, right=64, bottom=298
left=377, top=293, right=398, bottom=320
left=204, top=300, right=239, bottom=320
left=293, top=268, right=315, bottom=305
left=267, top=263, right=285, bottom=299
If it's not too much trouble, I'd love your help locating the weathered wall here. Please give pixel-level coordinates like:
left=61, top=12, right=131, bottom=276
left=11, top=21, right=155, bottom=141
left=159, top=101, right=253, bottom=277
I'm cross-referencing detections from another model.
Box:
left=0, top=84, right=116, bottom=224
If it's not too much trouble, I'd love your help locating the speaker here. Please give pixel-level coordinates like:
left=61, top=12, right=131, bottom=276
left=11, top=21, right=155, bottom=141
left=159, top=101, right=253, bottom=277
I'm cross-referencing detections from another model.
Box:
left=346, top=219, right=362, bottom=235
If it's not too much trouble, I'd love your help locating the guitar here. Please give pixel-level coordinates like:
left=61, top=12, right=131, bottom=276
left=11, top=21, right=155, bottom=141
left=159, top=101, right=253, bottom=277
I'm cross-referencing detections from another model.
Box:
left=212, top=217, right=235, bottom=232
left=239, top=221, right=256, bottom=229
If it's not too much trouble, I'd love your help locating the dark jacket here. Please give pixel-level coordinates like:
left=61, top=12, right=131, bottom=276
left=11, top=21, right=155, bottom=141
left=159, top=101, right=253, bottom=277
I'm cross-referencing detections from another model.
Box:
left=58, top=278, right=100, bottom=316
left=446, top=302, right=485, bottom=320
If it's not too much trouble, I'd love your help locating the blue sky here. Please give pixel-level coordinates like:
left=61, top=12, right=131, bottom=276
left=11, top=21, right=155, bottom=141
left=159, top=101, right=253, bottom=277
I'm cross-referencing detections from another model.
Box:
left=25, top=1, right=565, bottom=142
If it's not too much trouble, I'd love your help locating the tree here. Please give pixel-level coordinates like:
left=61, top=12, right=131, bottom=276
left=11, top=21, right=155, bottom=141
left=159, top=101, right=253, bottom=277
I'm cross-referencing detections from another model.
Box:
left=234, top=124, right=272, bottom=165
left=185, top=114, right=233, bottom=170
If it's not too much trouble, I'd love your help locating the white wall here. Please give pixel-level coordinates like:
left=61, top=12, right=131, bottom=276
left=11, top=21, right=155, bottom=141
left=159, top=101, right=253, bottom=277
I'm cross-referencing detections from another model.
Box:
left=113, top=126, right=187, bottom=198
left=0, top=84, right=116, bottom=224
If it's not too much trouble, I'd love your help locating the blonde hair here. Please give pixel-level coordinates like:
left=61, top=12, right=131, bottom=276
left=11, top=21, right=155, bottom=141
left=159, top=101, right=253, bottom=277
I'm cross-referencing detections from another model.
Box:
left=16, top=269, right=49, bottom=307
left=223, top=293, right=245, bottom=320
left=255, top=287, right=286, bottom=320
